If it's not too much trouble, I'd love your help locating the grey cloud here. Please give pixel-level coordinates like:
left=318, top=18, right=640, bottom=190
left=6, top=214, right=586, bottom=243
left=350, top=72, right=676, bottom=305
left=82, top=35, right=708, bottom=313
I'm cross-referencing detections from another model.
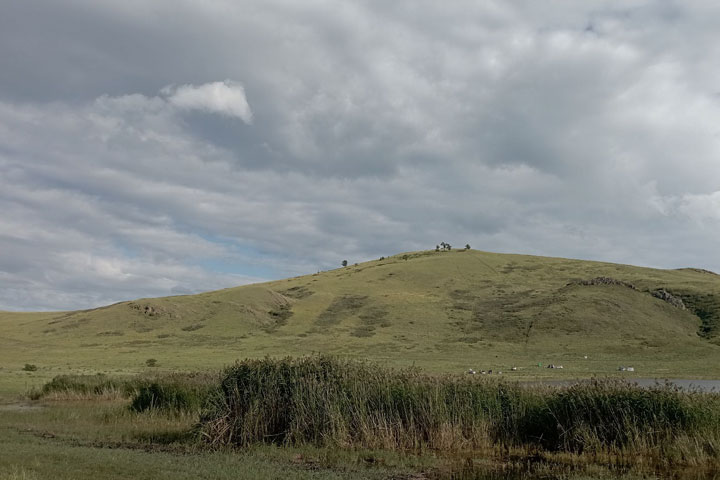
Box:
left=1, top=1, right=719, bottom=310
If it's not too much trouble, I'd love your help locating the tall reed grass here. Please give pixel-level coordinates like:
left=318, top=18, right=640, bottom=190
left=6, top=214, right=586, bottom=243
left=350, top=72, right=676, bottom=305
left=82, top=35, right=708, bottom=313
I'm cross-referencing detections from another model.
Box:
left=30, top=374, right=137, bottom=400
left=130, top=372, right=218, bottom=414
left=199, top=356, right=720, bottom=466
left=30, top=358, right=720, bottom=466
left=31, top=372, right=219, bottom=414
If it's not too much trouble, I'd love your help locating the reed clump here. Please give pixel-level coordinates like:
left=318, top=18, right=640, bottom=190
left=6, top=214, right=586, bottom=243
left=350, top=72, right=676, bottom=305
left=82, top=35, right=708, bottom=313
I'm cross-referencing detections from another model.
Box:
left=32, top=372, right=219, bottom=414
left=30, top=374, right=137, bottom=400
left=199, top=356, right=720, bottom=466
left=130, top=373, right=219, bottom=414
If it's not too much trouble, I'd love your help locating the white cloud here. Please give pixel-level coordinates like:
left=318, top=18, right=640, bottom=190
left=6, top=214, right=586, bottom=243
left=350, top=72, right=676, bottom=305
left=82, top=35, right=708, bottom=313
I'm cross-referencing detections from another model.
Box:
left=662, top=191, right=720, bottom=223
left=162, top=80, right=253, bottom=123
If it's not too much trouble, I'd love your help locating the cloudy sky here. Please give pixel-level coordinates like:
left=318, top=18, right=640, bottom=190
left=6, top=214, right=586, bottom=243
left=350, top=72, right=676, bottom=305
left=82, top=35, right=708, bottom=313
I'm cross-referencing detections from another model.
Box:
left=1, top=1, right=719, bottom=311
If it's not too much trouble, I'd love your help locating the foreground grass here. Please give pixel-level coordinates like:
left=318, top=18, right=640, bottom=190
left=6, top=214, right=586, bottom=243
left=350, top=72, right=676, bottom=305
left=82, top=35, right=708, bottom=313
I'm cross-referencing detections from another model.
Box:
left=0, top=429, right=430, bottom=480
left=3, top=399, right=712, bottom=480
left=15, top=356, right=720, bottom=478
left=0, top=400, right=439, bottom=480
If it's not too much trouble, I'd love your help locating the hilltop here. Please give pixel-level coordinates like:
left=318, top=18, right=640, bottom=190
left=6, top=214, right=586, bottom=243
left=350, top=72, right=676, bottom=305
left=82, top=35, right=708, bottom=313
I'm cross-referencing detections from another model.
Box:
left=2, top=249, right=720, bottom=391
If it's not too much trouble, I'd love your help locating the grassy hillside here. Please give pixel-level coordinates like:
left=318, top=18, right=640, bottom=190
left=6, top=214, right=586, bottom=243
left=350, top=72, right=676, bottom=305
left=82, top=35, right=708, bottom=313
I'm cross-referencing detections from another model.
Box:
left=2, top=249, right=720, bottom=393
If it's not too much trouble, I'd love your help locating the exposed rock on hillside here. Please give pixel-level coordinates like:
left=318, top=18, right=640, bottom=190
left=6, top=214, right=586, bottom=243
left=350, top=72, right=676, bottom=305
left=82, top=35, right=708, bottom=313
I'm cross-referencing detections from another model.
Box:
left=129, top=303, right=166, bottom=317
left=570, top=277, right=637, bottom=290
left=651, top=289, right=686, bottom=310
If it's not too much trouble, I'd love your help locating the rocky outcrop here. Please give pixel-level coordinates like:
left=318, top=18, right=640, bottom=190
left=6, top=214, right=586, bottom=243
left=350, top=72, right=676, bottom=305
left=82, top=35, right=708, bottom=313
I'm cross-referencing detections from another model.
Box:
left=129, top=303, right=165, bottom=317
left=652, top=289, right=686, bottom=310
left=571, top=278, right=688, bottom=310
left=570, top=277, right=637, bottom=290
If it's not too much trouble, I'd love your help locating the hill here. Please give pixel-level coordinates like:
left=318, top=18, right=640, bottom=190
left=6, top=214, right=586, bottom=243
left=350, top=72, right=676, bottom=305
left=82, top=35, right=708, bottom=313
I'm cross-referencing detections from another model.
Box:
left=2, top=249, right=720, bottom=392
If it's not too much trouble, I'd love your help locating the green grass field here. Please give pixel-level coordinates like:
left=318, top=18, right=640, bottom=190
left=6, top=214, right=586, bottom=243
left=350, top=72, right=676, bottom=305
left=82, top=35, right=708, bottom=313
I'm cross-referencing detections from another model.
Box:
left=0, top=399, right=444, bottom=480
left=2, top=249, right=720, bottom=397
left=2, top=250, right=720, bottom=480
left=2, top=361, right=718, bottom=480
left=0, top=401, right=679, bottom=480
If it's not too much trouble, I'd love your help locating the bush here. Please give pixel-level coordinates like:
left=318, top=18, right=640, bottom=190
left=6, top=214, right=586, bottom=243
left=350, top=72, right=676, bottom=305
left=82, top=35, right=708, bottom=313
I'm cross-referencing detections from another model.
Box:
left=146, top=358, right=158, bottom=367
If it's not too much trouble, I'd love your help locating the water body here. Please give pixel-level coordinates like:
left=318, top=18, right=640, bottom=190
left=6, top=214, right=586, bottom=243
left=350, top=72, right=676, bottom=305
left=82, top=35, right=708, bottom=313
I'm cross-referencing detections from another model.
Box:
left=427, top=462, right=720, bottom=480
left=0, top=402, right=44, bottom=411
left=524, top=378, right=720, bottom=392
left=437, top=469, right=720, bottom=480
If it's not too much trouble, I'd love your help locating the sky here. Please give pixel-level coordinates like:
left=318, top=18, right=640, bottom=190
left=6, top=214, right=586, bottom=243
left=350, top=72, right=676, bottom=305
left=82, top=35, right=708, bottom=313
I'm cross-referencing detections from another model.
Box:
left=1, top=1, right=719, bottom=311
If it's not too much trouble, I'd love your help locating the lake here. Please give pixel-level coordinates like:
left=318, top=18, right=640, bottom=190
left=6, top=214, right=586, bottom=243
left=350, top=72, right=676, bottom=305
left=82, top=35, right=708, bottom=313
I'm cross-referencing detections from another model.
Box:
left=524, top=378, right=720, bottom=392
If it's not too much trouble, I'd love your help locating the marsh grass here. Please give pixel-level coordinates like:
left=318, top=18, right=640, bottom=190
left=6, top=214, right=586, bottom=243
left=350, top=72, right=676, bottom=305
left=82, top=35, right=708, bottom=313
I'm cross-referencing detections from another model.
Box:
left=30, top=372, right=219, bottom=415
left=130, top=373, right=219, bottom=414
left=29, top=374, right=135, bottom=401
left=25, top=357, right=720, bottom=469
left=200, top=356, right=720, bottom=467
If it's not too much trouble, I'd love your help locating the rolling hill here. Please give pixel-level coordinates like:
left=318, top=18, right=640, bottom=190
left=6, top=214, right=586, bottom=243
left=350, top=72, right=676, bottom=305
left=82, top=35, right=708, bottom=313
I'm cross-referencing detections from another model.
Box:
left=2, top=249, right=720, bottom=392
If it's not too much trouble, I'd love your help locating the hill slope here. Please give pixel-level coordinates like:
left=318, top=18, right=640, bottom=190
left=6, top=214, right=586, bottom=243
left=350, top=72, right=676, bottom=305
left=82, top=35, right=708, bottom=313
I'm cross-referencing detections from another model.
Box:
left=2, top=250, right=720, bottom=389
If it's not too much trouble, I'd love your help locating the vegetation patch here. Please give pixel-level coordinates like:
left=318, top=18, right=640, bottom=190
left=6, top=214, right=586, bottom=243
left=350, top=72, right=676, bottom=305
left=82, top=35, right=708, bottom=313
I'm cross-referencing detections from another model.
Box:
left=181, top=323, right=205, bottom=332
left=31, top=372, right=219, bottom=414
left=199, top=356, right=720, bottom=468
left=358, top=306, right=390, bottom=327
left=350, top=325, right=376, bottom=337
left=673, top=291, right=720, bottom=341
left=59, top=317, right=90, bottom=329
left=279, top=285, right=314, bottom=299
left=30, top=374, right=137, bottom=400
left=457, top=336, right=481, bottom=344
left=130, top=376, right=217, bottom=414
left=97, top=330, right=124, bottom=336
left=316, top=295, right=368, bottom=326
left=265, top=304, right=293, bottom=332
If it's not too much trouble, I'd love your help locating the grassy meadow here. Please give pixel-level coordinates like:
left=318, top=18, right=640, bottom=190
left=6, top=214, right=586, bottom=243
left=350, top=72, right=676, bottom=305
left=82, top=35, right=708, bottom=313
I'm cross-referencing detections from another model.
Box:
left=2, top=250, right=720, bottom=478
left=2, top=249, right=720, bottom=397
left=2, top=357, right=719, bottom=479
